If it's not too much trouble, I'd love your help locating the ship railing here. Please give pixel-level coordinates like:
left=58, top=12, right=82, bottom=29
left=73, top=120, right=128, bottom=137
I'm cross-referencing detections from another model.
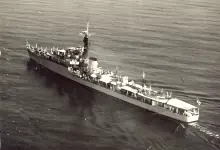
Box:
left=185, top=108, right=199, bottom=116
left=68, top=70, right=195, bottom=117
left=118, top=86, right=195, bottom=117
left=153, top=99, right=195, bottom=117
left=67, top=66, right=199, bottom=118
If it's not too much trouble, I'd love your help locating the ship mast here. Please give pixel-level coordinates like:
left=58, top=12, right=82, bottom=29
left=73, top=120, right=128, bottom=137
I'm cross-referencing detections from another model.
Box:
left=79, top=22, right=95, bottom=56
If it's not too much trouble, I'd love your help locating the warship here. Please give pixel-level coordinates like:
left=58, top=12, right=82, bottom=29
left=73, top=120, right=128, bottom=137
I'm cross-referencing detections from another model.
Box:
left=26, top=22, right=200, bottom=123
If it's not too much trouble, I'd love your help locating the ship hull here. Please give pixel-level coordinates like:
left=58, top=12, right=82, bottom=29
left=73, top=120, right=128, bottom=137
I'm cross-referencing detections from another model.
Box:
left=27, top=50, right=199, bottom=123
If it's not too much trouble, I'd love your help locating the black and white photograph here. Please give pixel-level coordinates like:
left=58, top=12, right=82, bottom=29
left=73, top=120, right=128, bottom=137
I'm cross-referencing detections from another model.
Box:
left=0, top=0, right=220, bottom=149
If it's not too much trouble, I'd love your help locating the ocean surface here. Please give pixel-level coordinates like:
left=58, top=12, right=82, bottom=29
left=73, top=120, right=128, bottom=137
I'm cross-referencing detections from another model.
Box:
left=0, top=0, right=220, bottom=149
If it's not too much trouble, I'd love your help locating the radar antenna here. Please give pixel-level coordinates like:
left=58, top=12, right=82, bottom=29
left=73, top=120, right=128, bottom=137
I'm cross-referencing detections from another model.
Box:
left=79, top=22, right=95, bottom=37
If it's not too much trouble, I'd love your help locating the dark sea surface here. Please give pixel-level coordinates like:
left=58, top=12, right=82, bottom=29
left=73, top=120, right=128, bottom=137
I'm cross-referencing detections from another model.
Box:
left=0, top=0, right=220, bottom=149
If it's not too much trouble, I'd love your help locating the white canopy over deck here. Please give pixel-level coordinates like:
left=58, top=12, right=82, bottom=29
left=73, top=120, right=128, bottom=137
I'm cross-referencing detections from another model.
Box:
left=90, top=74, right=97, bottom=78
left=67, top=47, right=76, bottom=50
left=132, top=83, right=143, bottom=89
left=56, top=49, right=66, bottom=55
left=99, top=78, right=112, bottom=84
left=110, top=81, right=117, bottom=85
left=99, top=74, right=113, bottom=84
left=136, top=92, right=197, bottom=110
left=137, top=93, right=167, bottom=103
left=121, top=86, right=138, bottom=94
left=57, top=49, right=66, bottom=53
left=166, top=98, right=197, bottom=110
left=116, top=81, right=121, bottom=84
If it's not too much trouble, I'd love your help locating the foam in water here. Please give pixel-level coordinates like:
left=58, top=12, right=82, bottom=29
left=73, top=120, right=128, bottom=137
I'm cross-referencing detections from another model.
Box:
left=189, top=122, right=220, bottom=139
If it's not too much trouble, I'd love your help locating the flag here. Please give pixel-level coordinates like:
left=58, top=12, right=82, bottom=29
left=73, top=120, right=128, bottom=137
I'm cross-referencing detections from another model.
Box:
left=197, top=98, right=201, bottom=106
left=142, top=71, right=145, bottom=79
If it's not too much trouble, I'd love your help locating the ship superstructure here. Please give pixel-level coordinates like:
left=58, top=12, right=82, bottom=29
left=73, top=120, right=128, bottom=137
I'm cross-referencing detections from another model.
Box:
left=26, top=22, right=200, bottom=123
